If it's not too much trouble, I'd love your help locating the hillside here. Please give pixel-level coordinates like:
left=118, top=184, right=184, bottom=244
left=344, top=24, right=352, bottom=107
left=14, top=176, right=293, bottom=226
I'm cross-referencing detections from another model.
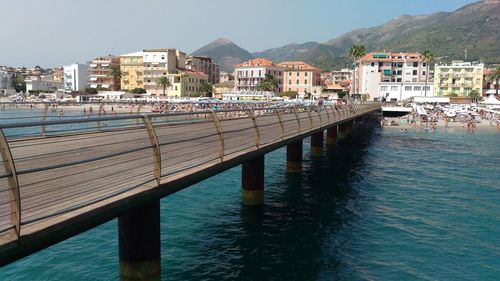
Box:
left=191, top=38, right=254, bottom=72
left=193, top=0, right=500, bottom=71
left=326, top=0, right=500, bottom=63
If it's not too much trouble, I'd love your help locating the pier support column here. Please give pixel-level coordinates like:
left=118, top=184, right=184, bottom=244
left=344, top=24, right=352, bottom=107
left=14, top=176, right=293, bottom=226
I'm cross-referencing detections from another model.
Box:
left=286, top=140, right=303, bottom=173
left=326, top=126, right=337, bottom=145
left=119, top=200, right=161, bottom=281
left=242, top=155, right=264, bottom=205
left=310, top=131, right=324, bottom=157
left=338, top=123, right=347, bottom=138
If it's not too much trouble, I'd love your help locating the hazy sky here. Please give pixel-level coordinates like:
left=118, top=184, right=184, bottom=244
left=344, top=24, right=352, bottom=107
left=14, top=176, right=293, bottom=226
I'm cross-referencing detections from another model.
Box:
left=1, top=0, right=477, bottom=67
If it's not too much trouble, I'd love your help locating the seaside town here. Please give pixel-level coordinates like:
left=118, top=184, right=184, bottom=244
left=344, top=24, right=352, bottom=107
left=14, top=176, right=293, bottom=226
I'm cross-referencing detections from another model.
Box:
left=1, top=1, right=500, bottom=280
left=1, top=47, right=499, bottom=130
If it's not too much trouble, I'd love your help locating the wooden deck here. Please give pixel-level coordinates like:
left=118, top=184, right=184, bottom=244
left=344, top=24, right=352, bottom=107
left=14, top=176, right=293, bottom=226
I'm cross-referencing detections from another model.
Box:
left=0, top=102, right=380, bottom=265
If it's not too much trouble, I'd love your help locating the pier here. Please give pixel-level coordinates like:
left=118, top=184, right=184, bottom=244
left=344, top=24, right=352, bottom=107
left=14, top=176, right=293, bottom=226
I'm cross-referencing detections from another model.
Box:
left=0, top=101, right=380, bottom=279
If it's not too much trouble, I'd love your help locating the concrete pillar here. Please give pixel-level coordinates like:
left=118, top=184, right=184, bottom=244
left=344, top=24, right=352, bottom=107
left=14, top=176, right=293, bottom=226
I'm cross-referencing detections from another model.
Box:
left=310, top=131, right=324, bottom=157
left=119, top=200, right=161, bottom=281
left=286, top=140, right=303, bottom=173
left=338, top=122, right=347, bottom=138
left=326, top=126, right=337, bottom=145
left=242, top=155, right=264, bottom=205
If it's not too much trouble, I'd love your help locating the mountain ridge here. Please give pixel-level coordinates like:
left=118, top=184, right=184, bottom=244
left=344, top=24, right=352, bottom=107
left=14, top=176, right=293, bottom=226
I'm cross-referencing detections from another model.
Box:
left=193, top=0, right=500, bottom=71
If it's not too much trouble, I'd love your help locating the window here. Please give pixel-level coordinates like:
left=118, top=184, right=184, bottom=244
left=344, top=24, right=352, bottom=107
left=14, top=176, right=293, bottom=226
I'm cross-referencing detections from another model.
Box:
left=414, top=86, right=422, bottom=91
left=371, top=62, right=375, bottom=67
left=289, top=72, right=292, bottom=76
left=412, top=70, right=417, bottom=75
left=305, top=72, right=308, bottom=77
left=251, top=70, right=254, bottom=77
left=381, top=86, right=388, bottom=91
left=297, top=72, right=300, bottom=76
left=413, top=62, right=418, bottom=67
left=396, top=78, right=402, bottom=82
left=259, top=70, right=261, bottom=77
left=289, top=79, right=291, bottom=85
left=423, top=63, right=427, bottom=67
left=175, top=86, right=177, bottom=91
left=397, top=70, right=402, bottom=75
left=425, top=86, right=430, bottom=91
left=296, top=79, right=299, bottom=84
left=405, top=86, right=412, bottom=91
left=391, top=86, right=398, bottom=91
left=305, top=79, right=308, bottom=85
left=422, top=71, right=426, bottom=76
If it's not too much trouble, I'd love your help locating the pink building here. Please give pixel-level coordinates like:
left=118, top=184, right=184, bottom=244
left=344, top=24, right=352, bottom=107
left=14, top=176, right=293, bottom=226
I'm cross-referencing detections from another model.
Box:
left=277, top=61, right=322, bottom=98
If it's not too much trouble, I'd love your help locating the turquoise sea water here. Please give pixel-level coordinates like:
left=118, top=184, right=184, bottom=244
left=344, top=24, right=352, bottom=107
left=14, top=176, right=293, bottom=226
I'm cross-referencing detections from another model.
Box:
left=0, top=110, right=499, bottom=280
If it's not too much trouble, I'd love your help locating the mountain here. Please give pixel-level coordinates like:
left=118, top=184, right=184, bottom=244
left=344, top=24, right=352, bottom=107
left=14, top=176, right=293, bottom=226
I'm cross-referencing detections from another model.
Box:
left=191, top=38, right=254, bottom=72
left=194, top=1, right=500, bottom=71
left=326, top=0, right=500, bottom=64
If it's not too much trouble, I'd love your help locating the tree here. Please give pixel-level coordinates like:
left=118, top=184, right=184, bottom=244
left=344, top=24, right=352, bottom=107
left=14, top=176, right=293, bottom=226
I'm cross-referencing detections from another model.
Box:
left=347, top=44, right=366, bottom=99
left=109, top=66, right=123, bottom=91
left=85, top=87, right=98, bottom=94
left=468, top=90, right=480, bottom=102
left=446, top=92, right=458, bottom=97
left=11, top=75, right=26, bottom=93
left=422, top=50, right=433, bottom=97
left=279, top=91, right=298, bottom=98
left=337, top=91, right=348, bottom=99
left=131, top=87, right=146, bottom=94
left=258, top=74, right=279, bottom=92
left=488, top=66, right=500, bottom=96
left=198, top=81, right=214, bottom=97
left=158, top=76, right=171, bottom=96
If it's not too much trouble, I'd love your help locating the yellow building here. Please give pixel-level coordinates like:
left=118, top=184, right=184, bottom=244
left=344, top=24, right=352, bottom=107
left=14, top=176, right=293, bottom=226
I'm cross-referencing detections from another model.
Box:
left=52, top=68, right=63, bottom=82
left=434, top=62, right=483, bottom=96
left=120, top=51, right=144, bottom=91
left=166, top=68, right=208, bottom=98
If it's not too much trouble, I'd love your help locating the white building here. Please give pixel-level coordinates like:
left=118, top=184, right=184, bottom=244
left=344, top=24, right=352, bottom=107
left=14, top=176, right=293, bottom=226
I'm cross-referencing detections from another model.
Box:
left=63, top=63, right=89, bottom=91
left=26, top=77, right=63, bottom=93
left=358, top=52, right=430, bottom=100
left=234, top=58, right=284, bottom=92
left=378, top=82, right=434, bottom=102
left=0, top=70, right=13, bottom=96
left=142, top=48, right=186, bottom=95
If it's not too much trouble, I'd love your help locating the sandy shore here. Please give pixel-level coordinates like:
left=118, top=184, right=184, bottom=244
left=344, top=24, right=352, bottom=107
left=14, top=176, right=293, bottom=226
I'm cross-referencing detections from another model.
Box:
left=383, top=116, right=500, bottom=132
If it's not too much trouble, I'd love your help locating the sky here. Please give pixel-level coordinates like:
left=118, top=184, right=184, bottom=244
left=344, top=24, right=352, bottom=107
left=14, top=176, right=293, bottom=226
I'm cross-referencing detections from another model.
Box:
left=0, top=0, right=478, bottom=68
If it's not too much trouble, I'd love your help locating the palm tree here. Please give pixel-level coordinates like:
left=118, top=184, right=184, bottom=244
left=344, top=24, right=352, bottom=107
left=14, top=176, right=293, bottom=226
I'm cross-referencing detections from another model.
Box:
left=109, top=66, right=123, bottom=91
left=198, top=81, right=214, bottom=97
left=347, top=44, right=366, bottom=99
left=158, top=76, right=172, bottom=97
left=488, top=66, right=500, bottom=96
left=422, top=50, right=433, bottom=97
left=258, top=74, right=279, bottom=92
left=468, top=90, right=480, bottom=102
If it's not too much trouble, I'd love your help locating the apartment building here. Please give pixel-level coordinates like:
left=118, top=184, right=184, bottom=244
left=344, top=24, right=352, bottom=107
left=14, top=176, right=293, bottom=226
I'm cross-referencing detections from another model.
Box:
left=167, top=68, right=208, bottom=97
left=88, top=55, right=120, bottom=90
left=358, top=52, right=430, bottom=100
left=483, top=68, right=499, bottom=96
left=26, top=77, right=63, bottom=93
left=234, top=58, right=284, bottom=92
left=219, top=72, right=234, bottom=83
left=186, top=56, right=220, bottom=84
left=120, top=49, right=186, bottom=95
left=331, top=68, right=352, bottom=84
left=63, top=63, right=89, bottom=91
left=434, top=61, right=483, bottom=96
left=277, top=61, right=322, bottom=98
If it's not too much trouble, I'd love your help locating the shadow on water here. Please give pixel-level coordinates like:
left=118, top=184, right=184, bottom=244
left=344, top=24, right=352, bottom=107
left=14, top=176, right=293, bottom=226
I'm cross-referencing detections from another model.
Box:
left=175, top=126, right=378, bottom=281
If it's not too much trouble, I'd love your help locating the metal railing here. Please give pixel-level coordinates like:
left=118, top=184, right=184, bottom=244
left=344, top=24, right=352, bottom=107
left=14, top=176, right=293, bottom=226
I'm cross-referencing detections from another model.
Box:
left=0, top=101, right=379, bottom=243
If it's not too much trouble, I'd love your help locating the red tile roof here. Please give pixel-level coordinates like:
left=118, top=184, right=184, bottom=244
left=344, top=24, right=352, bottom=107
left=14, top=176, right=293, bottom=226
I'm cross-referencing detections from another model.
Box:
left=360, top=52, right=423, bottom=62
left=235, top=58, right=276, bottom=67
left=277, top=61, right=320, bottom=71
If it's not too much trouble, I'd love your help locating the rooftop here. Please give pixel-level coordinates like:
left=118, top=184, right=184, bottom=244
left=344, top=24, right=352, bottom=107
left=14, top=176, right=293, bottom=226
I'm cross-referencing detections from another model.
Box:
left=277, top=61, right=320, bottom=71
left=235, top=58, right=276, bottom=68
left=360, top=52, right=423, bottom=62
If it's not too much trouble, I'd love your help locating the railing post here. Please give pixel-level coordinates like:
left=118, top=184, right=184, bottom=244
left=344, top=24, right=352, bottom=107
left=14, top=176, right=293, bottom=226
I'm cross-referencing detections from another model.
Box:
left=136, top=104, right=144, bottom=115
left=324, top=105, right=331, bottom=124
left=275, top=108, right=285, bottom=140
left=211, top=110, right=224, bottom=161
left=316, top=106, right=322, bottom=127
left=247, top=108, right=260, bottom=148
left=41, top=103, right=49, bottom=136
left=293, top=106, right=301, bottom=134
left=306, top=106, right=313, bottom=130
left=142, top=115, right=161, bottom=185
left=0, top=129, right=21, bottom=240
left=97, top=103, right=105, bottom=130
